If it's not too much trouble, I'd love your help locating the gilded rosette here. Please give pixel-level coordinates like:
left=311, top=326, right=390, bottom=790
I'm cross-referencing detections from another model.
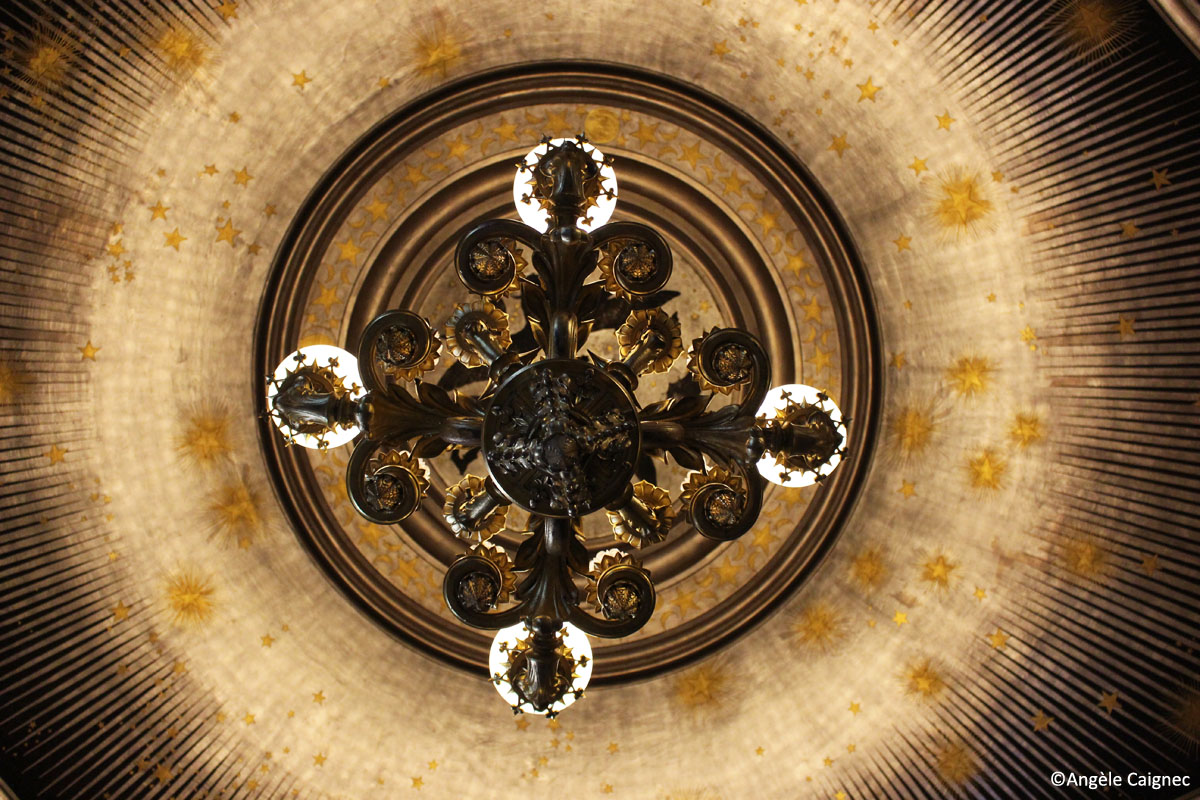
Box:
left=616, top=309, right=683, bottom=374
left=370, top=449, right=428, bottom=491
left=380, top=329, right=441, bottom=382
left=443, top=475, right=507, bottom=542
left=467, top=541, right=517, bottom=605
left=686, top=327, right=753, bottom=394
left=679, top=466, right=744, bottom=519
left=606, top=480, right=676, bottom=548
left=584, top=548, right=641, bottom=612
left=443, top=300, right=511, bottom=368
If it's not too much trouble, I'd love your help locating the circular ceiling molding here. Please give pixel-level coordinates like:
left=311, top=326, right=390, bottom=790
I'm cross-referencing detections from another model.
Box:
left=255, top=61, right=881, bottom=683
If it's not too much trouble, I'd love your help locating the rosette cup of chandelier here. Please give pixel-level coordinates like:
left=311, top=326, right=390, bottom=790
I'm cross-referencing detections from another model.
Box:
left=512, top=138, right=618, bottom=233
left=755, top=383, right=846, bottom=488
left=489, top=621, right=593, bottom=715
left=266, top=345, right=366, bottom=450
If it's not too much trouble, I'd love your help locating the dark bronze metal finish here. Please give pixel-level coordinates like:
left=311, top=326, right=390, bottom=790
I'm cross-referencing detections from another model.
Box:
left=255, top=61, right=882, bottom=686
left=265, top=132, right=851, bottom=713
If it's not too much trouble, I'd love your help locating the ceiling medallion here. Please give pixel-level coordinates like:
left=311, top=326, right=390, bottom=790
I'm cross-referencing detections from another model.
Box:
left=266, top=136, right=847, bottom=716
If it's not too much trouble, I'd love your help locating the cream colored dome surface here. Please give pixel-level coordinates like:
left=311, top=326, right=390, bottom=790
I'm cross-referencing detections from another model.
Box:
left=1, top=1, right=1199, bottom=799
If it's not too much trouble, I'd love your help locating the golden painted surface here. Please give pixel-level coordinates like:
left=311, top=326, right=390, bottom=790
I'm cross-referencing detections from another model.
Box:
left=1, top=0, right=1196, bottom=797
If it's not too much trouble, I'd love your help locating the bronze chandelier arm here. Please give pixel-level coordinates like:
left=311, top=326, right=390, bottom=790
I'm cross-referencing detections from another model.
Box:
left=454, top=219, right=544, bottom=296
left=443, top=554, right=529, bottom=630
left=568, top=563, right=656, bottom=638
left=364, top=381, right=484, bottom=458
left=587, top=221, right=673, bottom=299
left=345, top=439, right=430, bottom=524
left=683, top=457, right=765, bottom=542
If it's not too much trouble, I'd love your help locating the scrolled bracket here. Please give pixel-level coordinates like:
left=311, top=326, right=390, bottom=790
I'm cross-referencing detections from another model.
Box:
left=686, top=327, right=771, bottom=413
left=358, top=310, right=439, bottom=391
left=569, top=563, right=656, bottom=638
left=443, top=554, right=527, bottom=630
left=590, top=221, right=673, bottom=298
left=345, top=441, right=428, bottom=524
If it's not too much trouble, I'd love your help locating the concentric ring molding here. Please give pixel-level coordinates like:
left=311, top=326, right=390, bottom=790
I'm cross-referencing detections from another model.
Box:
left=255, top=61, right=882, bottom=683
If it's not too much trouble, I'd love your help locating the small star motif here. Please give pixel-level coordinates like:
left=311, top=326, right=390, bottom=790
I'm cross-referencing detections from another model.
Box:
left=893, top=611, right=908, bottom=626
left=974, top=587, right=987, bottom=601
left=892, top=234, right=911, bottom=252
left=607, top=741, right=618, bottom=753
left=1117, top=315, right=1136, bottom=339
left=46, top=445, right=68, bottom=464
left=1140, top=554, right=1159, bottom=576
left=1032, top=710, right=1053, bottom=731
left=149, top=201, right=169, bottom=220
left=935, top=110, right=956, bottom=130
left=233, top=166, right=253, bottom=186
left=908, top=157, right=927, bottom=176
left=202, top=164, right=218, bottom=176
left=828, top=133, right=850, bottom=157
left=312, top=691, right=325, bottom=704
left=163, top=228, right=187, bottom=250
left=79, top=340, right=100, bottom=360
left=292, top=70, right=312, bottom=89
left=987, top=628, right=1009, bottom=649
left=215, top=219, right=241, bottom=245
left=755, top=746, right=765, bottom=755
left=856, top=76, right=882, bottom=101
left=216, top=1, right=238, bottom=19
left=1149, top=169, right=1170, bottom=191
left=848, top=701, right=861, bottom=714
left=711, top=40, right=731, bottom=59
left=111, top=601, right=129, bottom=621
left=243, top=713, right=256, bottom=725
left=1098, top=691, right=1121, bottom=715
left=261, top=634, right=274, bottom=648
left=313, top=753, right=326, bottom=767
left=1119, top=221, right=1139, bottom=239
left=898, top=480, right=915, bottom=498
left=890, top=352, right=906, bottom=369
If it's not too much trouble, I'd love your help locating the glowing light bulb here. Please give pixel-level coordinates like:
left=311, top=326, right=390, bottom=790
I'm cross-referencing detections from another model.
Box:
left=512, top=138, right=618, bottom=233
left=755, top=383, right=846, bottom=488
left=489, top=621, right=593, bottom=715
left=266, top=345, right=365, bottom=450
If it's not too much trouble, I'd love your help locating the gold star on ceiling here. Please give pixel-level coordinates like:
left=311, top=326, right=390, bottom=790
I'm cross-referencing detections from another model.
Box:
left=1149, top=168, right=1170, bottom=190
left=909, top=156, right=927, bottom=176
left=1140, top=554, right=1159, bottom=576
left=892, top=234, right=911, bottom=252
left=1099, top=691, right=1121, bottom=715
left=79, top=340, right=99, bottom=360
left=292, top=70, right=312, bottom=89
left=856, top=76, right=882, bottom=101
left=892, top=610, right=908, bottom=626
left=828, top=133, right=850, bottom=157
left=364, top=198, right=390, bottom=221
left=1120, top=221, right=1139, bottom=238
left=216, top=1, right=238, bottom=20
left=935, top=110, right=956, bottom=130
left=968, top=450, right=1005, bottom=490
left=313, top=753, right=326, bottom=766
left=1010, top=413, right=1043, bottom=447
left=974, top=587, right=987, bottom=601
left=46, top=444, right=67, bottom=464
left=987, top=628, right=1009, bottom=649
left=337, top=237, right=364, bottom=264
left=848, top=701, right=861, bottom=714
left=898, top=480, right=915, bottom=498
left=711, top=40, right=731, bottom=59
left=111, top=601, right=129, bottom=621
left=1031, top=710, right=1053, bottom=731
left=312, top=690, right=325, bottom=704
left=890, top=352, right=906, bottom=369
left=149, top=201, right=169, bottom=220
left=163, top=228, right=187, bottom=250
left=261, top=634, right=274, bottom=647
left=1117, top=315, right=1136, bottom=338
left=215, top=219, right=240, bottom=245
left=233, top=166, right=253, bottom=186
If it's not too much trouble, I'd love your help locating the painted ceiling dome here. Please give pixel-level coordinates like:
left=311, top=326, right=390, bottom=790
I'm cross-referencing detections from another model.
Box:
left=1, top=0, right=1198, bottom=798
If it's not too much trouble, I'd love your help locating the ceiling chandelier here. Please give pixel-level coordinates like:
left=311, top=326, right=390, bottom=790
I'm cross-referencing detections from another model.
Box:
left=265, top=136, right=847, bottom=716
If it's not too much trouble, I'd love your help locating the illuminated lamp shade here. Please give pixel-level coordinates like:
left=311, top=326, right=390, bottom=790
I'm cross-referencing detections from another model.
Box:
left=512, top=138, right=618, bottom=232
left=489, top=621, right=593, bottom=716
left=266, top=345, right=365, bottom=449
left=755, top=383, right=846, bottom=488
